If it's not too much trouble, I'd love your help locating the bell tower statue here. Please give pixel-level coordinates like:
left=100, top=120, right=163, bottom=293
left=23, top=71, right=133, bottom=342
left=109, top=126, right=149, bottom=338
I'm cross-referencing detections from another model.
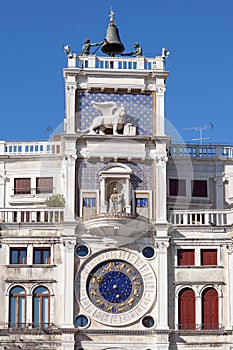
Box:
left=62, top=9, right=170, bottom=350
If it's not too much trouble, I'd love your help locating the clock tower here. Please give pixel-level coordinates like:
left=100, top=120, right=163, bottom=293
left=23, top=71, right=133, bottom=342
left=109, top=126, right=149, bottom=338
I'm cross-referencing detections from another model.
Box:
left=62, top=11, right=170, bottom=350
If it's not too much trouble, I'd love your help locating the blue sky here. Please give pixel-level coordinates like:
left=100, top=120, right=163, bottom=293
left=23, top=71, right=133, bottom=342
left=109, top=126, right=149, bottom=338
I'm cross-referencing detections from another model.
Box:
left=0, top=0, right=232, bottom=144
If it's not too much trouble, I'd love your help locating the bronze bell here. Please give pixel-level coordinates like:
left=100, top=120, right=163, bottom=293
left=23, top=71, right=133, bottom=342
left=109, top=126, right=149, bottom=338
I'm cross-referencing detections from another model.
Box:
left=101, top=9, right=124, bottom=56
